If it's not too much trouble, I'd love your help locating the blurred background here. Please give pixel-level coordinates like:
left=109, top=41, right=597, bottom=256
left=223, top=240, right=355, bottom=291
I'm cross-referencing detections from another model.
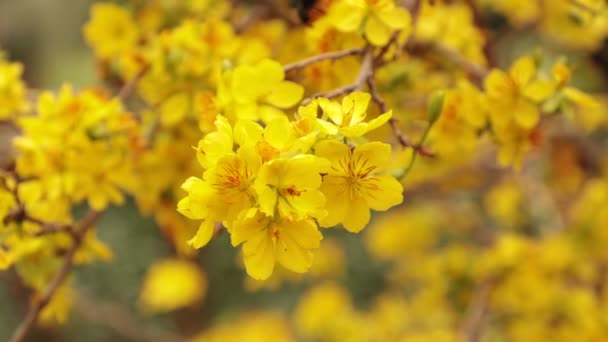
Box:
left=3, top=0, right=608, bottom=341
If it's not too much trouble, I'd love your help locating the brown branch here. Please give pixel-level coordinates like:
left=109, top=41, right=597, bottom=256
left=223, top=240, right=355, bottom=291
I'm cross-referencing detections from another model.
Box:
left=284, top=47, right=365, bottom=73
left=1, top=171, right=73, bottom=236
left=366, top=49, right=435, bottom=157
left=117, top=65, right=149, bottom=103
left=407, top=41, right=489, bottom=86
left=568, top=0, right=603, bottom=15
left=9, top=210, right=103, bottom=342
left=302, top=48, right=374, bottom=104
left=460, top=278, right=494, bottom=342
left=434, top=44, right=489, bottom=83
left=367, top=78, right=417, bottom=151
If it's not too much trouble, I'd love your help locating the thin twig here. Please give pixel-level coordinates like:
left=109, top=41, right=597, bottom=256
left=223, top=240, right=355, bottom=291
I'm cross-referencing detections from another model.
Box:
left=406, top=41, right=489, bottom=86
left=302, top=48, right=374, bottom=104
left=367, top=61, right=434, bottom=157
left=568, top=0, right=604, bottom=15
left=118, top=65, right=149, bottom=103
left=9, top=210, right=103, bottom=342
left=433, top=44, right=490, bottom=83
left=460, top=278, right=494, bottom=342
left=1, top=171, right=73, bottom=236
left=284, top=47, right=365, bottom=73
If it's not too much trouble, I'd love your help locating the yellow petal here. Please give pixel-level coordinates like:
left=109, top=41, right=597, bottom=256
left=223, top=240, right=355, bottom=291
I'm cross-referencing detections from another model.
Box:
left=297, top=100, right=320, bottom=119
left=231, top=66, right=261, bottom=103
left=188, top=221, right=216, bottom=249
left=256, top=183, right=279, bottom=217
left=342, top=91, right=371, bottom=125
left=231, top=209, right=268, bottom=246
left=243, top=229, right=276, bottom=280
left=523, top=80, right=555, bottom=102
left=314, top=140, right=349, bottom=164
left=265, top=115, right=296, bottom=150
left=283, top=155, right=329, bottom=189
left=258, top=105, right=287, bottom=124
left=513, top=99, right=540, bottom=129
left=365, top=175, right=404, bottom=211
left=279, top=189, right=327, bottom=220
left=282, top=219, right=322, bottom=249
left=509, top=56, right=535, bottom=88
left=340, top=110, right=392, bottom=137
left=256, top=59, right=285, bottom=86
left=365, top=14, right=392, bottom=46
left=316, top=119, right=340, bottom=135
left=377, top=7, right=411, bottom=30
left=484, top=69, right=515, bottom=101
left=276, top=224, right=320, bottom=273
left=318, top=176, right=349, bottom=228
left=341, top=198, right=371, bottom=233
left=266, top=81, right=304, bottom=108
left=332, top=3, right=365, bottom=32
left=318, top=98, right=344, bottom=126
left=160, top=93, right=189, bottom=127
left=234, top=120, right=263, bottom=147
left=352, top=142, right=391, bottom=169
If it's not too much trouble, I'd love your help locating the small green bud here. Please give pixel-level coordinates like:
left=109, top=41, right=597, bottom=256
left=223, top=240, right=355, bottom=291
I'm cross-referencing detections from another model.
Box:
left=427, top=90, right=445, bottom=124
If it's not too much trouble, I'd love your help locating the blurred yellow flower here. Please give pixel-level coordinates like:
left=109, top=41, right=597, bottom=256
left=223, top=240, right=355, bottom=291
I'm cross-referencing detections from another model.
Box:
left=83, top=3, right=139, bottom=59
left=0, top=53, right=29, bottom=119
left=139, top=258, right=207, bottom=314
left=485, top=56, right=555, bottom=129
left=330, top=0, right=411, bottom=46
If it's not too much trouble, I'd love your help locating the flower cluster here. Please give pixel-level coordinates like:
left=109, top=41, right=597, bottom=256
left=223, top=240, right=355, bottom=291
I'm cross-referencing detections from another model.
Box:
left=178, top=91, right=402, bottom=279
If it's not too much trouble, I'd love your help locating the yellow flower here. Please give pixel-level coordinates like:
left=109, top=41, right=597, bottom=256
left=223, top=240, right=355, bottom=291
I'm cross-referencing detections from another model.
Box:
left=314, top=92, right=392, bottom=137
left=255, top=155, right=329, bottom=220
left=294, top=283, right=357, bottom=341
left=83, top=3, right=138, bottom=59
left=203, top=146, right=261, bottom=219
left=178, top=145, right=261, bottom=249
left=192, top=311, right=294, bottom=342
left=315, top=140, right=403, bottom=232
left=330, top=0, right=412, bottom=46
left=485, top=56, right=555, bottom=129
left=494, top=121, right=540, bottom=169
left=13, top=85, right=133, bottom=210
left=230, top=59, right=304, bottom=122
left=139, top=259, right=207, bottom=314
left=196, top=115, right=234, bottom=170
left=0, top=53, right=29, bottom=119
left=562, top=87, right=604, bottom=131
left=231, top=209, right=322, bottom=280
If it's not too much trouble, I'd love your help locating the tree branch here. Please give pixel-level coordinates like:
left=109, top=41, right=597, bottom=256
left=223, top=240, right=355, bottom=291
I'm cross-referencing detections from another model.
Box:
left=460, top=277, right=494, bottom=342
left=9, top=210, right=103, bottom=342
left=302, top=48, right=374, bottom=104
left=406, top=41, right=489, bottom=86
left=283, top=47, right=365, bottom=73
left=118, top=65, right=149, bottom=103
